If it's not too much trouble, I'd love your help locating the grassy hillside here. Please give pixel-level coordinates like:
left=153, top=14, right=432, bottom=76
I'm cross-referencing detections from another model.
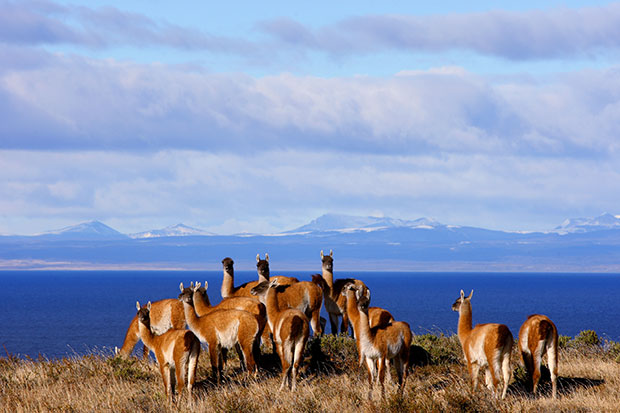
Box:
left=1, top=331, right=619, bottom=412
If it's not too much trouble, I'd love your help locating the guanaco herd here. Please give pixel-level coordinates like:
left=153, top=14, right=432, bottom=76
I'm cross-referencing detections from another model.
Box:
left=117, top=250, right=559, bottom=403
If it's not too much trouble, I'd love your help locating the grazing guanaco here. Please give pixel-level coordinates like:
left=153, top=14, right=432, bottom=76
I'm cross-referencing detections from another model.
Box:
left=342, top=284, right=411, bottom=399
left=519, top=314, right=559, bottom=398
left=135, top=301, right=200, bottom=402
left=251, top=279, right=309, bottom=391
left=118, top=298, right=185, bottom=358
left=313, top=250, right=370, bottom=335
left=178, top=283, right=261, bottom=382
left=452, top=290, right=513, bottom=399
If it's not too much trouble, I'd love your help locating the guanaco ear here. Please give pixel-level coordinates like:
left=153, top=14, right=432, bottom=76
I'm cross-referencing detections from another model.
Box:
left=180, top=282, right=184, bottom=292
left=204, top=281, right=208, bottom=290
left=147, top=301, right=151, bottom=311
left=330, top=249, right=333, bottom=257
left=460, top=289, right=465, bottom=299
left=136, top=301, right=141, bottom=311
left=320, top=250, right=323, bottom=259
left=265, top=253, right=269, bottom=262
left=190, top=281, right=194, bottom=288
left=256, top=254, right=260, bottom=262
left=194, top=282, right=201, bottom=290
left=355, top=287, right=363, bottom=301
left=467, top=290, right=474, bottom=300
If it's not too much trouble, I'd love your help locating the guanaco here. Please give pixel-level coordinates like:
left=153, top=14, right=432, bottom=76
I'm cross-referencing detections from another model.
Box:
left=135, top=301, right=200, bottom=402
left=452, top=290, right=513, bottom=399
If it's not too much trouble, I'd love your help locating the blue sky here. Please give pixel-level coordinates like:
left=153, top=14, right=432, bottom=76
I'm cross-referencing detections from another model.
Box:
left=1, top=0, right=620, bottom=235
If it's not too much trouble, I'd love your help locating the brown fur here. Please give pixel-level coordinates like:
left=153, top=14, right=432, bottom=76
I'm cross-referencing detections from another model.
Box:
left=452, top=290, right=513, bottom=399
left=135, top=301, right=200, bottom=403
left=343, top=285, right=411, bottom=400
left=519, top=314, right=559, bottom=398
left=314, top=250, right=370, bottom=335
left=178, top=285, right=262, bottom=383
left=369, top=307, right=394, bottom=329
left=220, top=256, right=299, bottom=350
left=220, top=256, right=297, bottom=299
left=118, top=298, right=185, bottom=358
left=251, top=279, right=309, bottom=391
left=251, top=280, right=323, bottom=336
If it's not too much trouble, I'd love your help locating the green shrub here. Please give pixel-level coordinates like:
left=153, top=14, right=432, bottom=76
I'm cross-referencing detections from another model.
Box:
left=573, top=330, right=601, bottom=347
left=412, top=333, right=462, bottom=365
left=604, top=339, right=620, bottom=363
left=558, top=335, right=571, bottom=349
left=306, top=334, right=359, bottom=374
left=106, top=356, right=151, bottom=381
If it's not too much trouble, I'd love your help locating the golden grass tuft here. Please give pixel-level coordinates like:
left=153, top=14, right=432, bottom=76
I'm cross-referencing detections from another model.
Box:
left=1, top=333, right=620, bottom=412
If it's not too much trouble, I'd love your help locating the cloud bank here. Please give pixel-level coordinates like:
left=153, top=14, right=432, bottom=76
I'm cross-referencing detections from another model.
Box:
left=4, top=1, right=620, bottom=61
left=1, top=51, right=619, bottom=159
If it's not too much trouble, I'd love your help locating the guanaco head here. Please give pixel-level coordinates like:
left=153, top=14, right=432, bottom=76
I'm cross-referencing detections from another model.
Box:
left=178, top=281, right=194, bottom=296
left=222, top=257, right=234, bottom=274
left=342, top=283, right=369, bottom=312
left=136, top=301, right=152, bottom=328
left=451, top=289, right=474, bottom=312
left=320, top=249, right=333, bottom=272
left=250, top=279, right=279, bottom=297
left=178, top=282, right=195, bottom=305
left=194, top=281, right=211, bottom=306
left=256, top=253, right=270, bottom=280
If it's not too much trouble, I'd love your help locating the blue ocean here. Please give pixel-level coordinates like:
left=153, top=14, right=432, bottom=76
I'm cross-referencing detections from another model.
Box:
left=1, top=271, right=619, bottom=359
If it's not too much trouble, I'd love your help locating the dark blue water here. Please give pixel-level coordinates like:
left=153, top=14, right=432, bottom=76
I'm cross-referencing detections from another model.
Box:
left=0, top=271, right=618, bottom=359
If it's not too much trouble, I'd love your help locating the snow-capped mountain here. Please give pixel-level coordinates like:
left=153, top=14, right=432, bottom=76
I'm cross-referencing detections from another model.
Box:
left=287, top=213, right=444, bottom=233
left=130, top=223, right=215, bottom=239
left=553, top=213, right=620, bottom=234
left=39, top=220, right=128, bottom=239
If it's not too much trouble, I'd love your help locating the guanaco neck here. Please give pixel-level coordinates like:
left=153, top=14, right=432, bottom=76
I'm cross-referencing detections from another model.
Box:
left=193, top=289, right=212, bottom=315
left=457, top=301, right=473, bottom=345
left=264, top=286, right=281, bottom=331
left=356, top=304, right=374, bottom=345
left=119, top=315, right=140, bottom=355
left=321, top=266, right=334, bottom=296
left=345, top=290, right=361, bottom=329
left=137, top=318, right=157, bottom=351
left=221, top=268, right=235, bottom=298
left=345, top=290, right=374, bottom=345
left=181, top=300, right=201, bottom=333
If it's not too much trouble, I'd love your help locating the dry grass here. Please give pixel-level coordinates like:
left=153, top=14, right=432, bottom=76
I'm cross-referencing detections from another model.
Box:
left=1, top=333, right=619, bottom=413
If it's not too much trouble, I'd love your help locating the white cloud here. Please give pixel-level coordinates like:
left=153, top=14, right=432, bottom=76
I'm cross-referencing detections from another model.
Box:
left=3, top=53, right=620, bottom=160
left=1, top=148, right=619, bottom=235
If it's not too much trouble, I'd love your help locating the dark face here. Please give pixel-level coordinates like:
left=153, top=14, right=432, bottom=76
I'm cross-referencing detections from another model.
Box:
left=358, top=294, right=370, bottom=312
left=222, top=257, right=234, bottom=273
left=451, top=297, right=463, bottom=312
left=257, top=259, right=270, bottom=279
left=322, top=255, right=333, bottom=272
left=178, top=289, right=194, bottom=305
left=179, top=284, right=194, bottom=297
left=250, top=280, right=269, bottom=296
left=137, top=307, right=150, bottom=327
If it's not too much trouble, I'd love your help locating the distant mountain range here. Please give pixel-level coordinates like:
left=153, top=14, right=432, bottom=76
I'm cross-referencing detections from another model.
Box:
left=130, top=223, right=216, bottom=239
left=1, top=213, right=620, bottom=271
